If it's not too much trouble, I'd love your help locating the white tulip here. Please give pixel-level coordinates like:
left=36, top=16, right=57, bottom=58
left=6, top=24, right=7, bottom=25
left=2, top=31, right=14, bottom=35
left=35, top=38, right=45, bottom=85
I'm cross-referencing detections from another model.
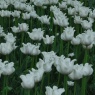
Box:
left=82, top=63, right=93, bottom=76
left=22, top=13, right=30, bottom=20
left=12, top=10, right=21, bottom=18
left=11, top=26, right=20, bottom=33
left=38, top=15, right=50, bottom=25
left=56, top=57, right=76, bottom=74
left=68, top=64, right=83, bottom=80
left=29, top=67, right=44, bottom=82
left=0, top=42, right=17, bottom=55
left=45, top=86, right=65, bottom=95
left=43, top=35, right=55, bottom=44
left=61, top=27, right=75, bottom=41
left=59, top=2, right=67, bottom=9
left=18, top=23, right=29, bottom=32
left=20, top=43, right=40, bottom=55
left=2, top=62, right=15, bottom=75
left=81, top=20, right=92, bottom=30
left=20, top=74, right=35, bottom=89
left=28, top=28, right=44, bottom=41
left=4, top=33, right=16, bottom=43
left=67, top=81, right=74, bottom=86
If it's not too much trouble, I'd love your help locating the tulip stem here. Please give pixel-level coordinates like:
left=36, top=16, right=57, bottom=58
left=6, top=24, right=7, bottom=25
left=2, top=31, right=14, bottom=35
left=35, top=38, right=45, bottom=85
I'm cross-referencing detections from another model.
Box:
left=48, top=73, right=50, bottom=85
left=74, top=81, right=76, bottom=95
left=60, top=27, right=63, bottom=55
left=40, top=76, right=44, bottom=94
left=57, top=73, right=60, bottom=86
left=81, top=49, right=88, bottom=95
left=2, top=76, right=8, bottom=95
left=53, top=25, right=57, bottom=51
left=50, top=12, right=53, bottom=35
left=66, top=42, right=70, bottom=56
left=27, top=89, right=30, bottom=95
left=64, top=75, right=68, bottom=95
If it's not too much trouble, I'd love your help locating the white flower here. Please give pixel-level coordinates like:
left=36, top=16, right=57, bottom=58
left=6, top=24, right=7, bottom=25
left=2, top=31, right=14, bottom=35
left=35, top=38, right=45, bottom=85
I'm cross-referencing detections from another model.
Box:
left=43, top=35, right=55, bottom=44
left=80, top=32, right=94, bottom=46
left=79, top=6, right=91, bottom=17
left=20, top=43, right=40, bottom=55
left=4, top=33, right=16, bottom=43
left=22, top=13, right=30, bottom=20
left=81, top=20, right=92, bottom=30
left=71, top=35, right=81, bottom=45
left=28, top=28, right=44, bottom=41
left=68, top=53, right=74, bottom=57
left=59, top=2, right=67, bottom=9
left=12, top=10, right=21, bottom=18
left=0, top=10, right=11, bottom=17
left=36, top=59, right=53, bottom=72
left=0, top=42, right=17, bottom=55
left=82, top=43, right=93, bottom=49
left=48, top=0, right=58, bottom=4
left=29, top=68, right=44, bottom=82
left=56, top=57, right=76, bottom=74
left=20, top=74, right=35, bottom=89
left=74, top=15, right=82, bottom=24
left=89, top=9, right=95, bottom=18
left=82, top=63, right=93, bottom=76
left=67, top=81, right=74, bottom=86
left=38, top=15, right=50, bottom=25
left=0, top=25, right=5, bottom=36
left=68, top=7, right=76, bottom=15
left=42, top=51, right=56, bottom=64
left=61, top=27, right=75, bottom=41
left=11, top=26, right=20, bottom=33
left=18, top=23, right=29, bottom=32
left=30, top=11, right=38, bottom=18
left=34, top=0, right=44, bottom=6
left=40, top=51, right=56, bottom=72
left=68, top=64, right=83, bottom=80
left=2, top=61, right=15, bottom=75
left=45, top=86, right=65, bottom=95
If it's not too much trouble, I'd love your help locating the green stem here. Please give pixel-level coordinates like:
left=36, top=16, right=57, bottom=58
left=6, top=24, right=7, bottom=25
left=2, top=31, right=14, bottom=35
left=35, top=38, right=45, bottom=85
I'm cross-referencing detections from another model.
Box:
left=81, top=49, right=88, bottom=95
left=64, top=75, right=68, bottom=95
left=2, top=76, right=8, bottom=95
left=27, top=89, right=30, bottom=95
left=57, top=73, right=60, bottom=86
left=66, top=42, right=70, bottom=56
left=60, top=27, right=63, bottom=55
left=53, top=25, right=57, bottom=51
left=50, top=12, right=53, bottom=35
left=74, top=81, right=76, bottom=95
left=48, top=73, right=50, bottom=85
left=40, top=76, right=44, bottom=94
